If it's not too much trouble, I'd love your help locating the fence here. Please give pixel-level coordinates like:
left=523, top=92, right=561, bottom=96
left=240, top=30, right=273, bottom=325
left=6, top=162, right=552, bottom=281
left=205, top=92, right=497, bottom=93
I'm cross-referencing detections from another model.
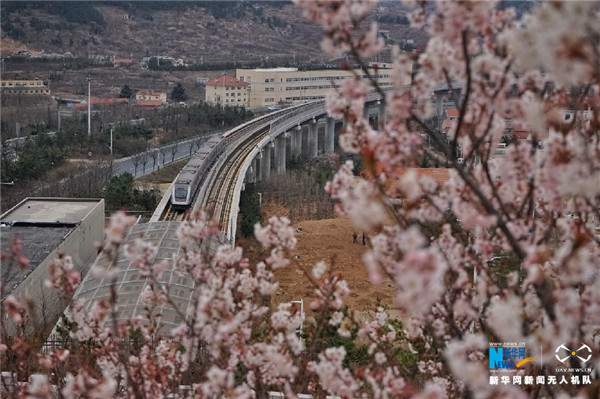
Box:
left=42, top=334, right=208, bottom=357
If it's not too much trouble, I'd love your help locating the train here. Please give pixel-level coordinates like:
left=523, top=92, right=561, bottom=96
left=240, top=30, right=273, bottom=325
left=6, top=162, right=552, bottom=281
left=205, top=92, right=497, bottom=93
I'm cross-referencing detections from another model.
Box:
left=171, top=135, right=225, bottom=208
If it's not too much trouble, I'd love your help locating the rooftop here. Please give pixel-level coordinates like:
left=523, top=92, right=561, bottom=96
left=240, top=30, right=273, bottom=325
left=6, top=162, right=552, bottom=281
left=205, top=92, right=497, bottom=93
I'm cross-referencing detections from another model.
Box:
left=1, top=198, right=102, bottom=224
left=205, top=74, right=249, bottom=87
left=0, top=198, right=102, bottom=299
left=252, top=67, right=298, bottom=72
left=445, top=108, right=459, bottom=118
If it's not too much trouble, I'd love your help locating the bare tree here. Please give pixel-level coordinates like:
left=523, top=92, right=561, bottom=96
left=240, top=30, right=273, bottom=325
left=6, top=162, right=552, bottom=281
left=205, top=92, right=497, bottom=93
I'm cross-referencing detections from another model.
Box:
left=131, top=153, right=145, bottom=176
left=159, top=147, right=168, bottom=167
left=141, top=151, right=149, bottom=175
left=170, top=143, right=178, bottom=163
left=150, top=149, right=159, bottom=171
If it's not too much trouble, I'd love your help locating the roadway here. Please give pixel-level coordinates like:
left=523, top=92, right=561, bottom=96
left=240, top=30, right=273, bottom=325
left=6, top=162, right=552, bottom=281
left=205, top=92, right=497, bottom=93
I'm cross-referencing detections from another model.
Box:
left=111, top=131, right=223, bottom=178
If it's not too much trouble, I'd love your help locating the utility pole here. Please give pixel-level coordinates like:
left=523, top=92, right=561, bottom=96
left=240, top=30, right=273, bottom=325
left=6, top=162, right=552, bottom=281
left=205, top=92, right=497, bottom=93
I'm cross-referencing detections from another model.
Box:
left=87, top=74, right=92, bottom=136
left=222, top=73, right=226, bottom=111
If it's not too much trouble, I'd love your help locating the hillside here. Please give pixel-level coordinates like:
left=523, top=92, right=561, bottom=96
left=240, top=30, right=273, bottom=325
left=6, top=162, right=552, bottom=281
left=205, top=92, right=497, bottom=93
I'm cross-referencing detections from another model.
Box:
left=0, top=1, right=426, bottom=67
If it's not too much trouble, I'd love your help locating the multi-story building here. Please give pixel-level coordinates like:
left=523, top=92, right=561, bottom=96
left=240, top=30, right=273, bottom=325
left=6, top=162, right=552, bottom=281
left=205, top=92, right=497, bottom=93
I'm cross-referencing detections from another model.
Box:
left=204, top=74, right=250, bottom=108
left=0, top=79, right=51, bottom=95
left=235, top=64, right=400, bottom=109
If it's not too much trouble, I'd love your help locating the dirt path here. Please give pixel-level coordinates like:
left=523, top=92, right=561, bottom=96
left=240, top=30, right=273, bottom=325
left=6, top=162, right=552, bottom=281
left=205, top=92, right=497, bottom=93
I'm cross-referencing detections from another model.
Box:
left=245, top=202, right=401, bottom=321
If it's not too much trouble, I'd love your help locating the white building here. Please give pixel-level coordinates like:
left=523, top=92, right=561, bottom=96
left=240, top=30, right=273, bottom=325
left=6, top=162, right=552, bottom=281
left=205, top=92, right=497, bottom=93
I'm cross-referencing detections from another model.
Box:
left=235, top=64, right=402, bottom=109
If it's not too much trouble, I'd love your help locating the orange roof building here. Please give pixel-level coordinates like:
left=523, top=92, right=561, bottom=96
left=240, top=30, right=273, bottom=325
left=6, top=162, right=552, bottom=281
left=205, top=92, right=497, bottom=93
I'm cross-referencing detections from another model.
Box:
left=74, top=97, right=128, bottom=110
left=362, top=164, right=452, bottom=198
left=204, top=74, right=249, bottom=108
left=445, top=108, right=459, bottom=119
left=114, top=58, right=133, bottom=67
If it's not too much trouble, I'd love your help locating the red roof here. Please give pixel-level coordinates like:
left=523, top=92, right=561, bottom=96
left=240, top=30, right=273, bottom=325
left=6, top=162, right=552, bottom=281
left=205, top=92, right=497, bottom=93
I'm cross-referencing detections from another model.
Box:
left=114, top=58, right=132, bottom=65
left=74, top=97, right=128, bottom=109
left=513, top=123, right=532, bottom=140
left=405, top=168, right=451, bottom=186
left=136, top=99, right=163, bottom=108
left=445, top=108, right=459, bottom=118
left=362, top=165, right=452, bottom=192
left=205, top=75, right=249, bottom=87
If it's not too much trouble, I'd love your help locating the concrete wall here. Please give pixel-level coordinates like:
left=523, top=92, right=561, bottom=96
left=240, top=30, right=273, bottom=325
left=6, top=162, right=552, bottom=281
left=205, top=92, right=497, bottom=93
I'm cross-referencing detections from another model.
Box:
left=2, top=199, right=104, bottom=336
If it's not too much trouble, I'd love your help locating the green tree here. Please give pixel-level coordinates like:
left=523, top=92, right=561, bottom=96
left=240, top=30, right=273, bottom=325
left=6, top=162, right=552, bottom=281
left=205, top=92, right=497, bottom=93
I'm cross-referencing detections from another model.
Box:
left=170, top=83, right=187, bottom=102
left=147, top=57, right=159, bottom=70
left=104, top=173, right=134, bottom=210
left=103, top=173, right=159, bottom=212
left=119, top=85, right=134, bottom=99
left=239, top=183, right=262, bottom=237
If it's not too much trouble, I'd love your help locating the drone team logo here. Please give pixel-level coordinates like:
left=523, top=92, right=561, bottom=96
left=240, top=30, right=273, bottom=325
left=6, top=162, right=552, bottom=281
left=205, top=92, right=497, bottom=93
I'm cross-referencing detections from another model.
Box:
left=555, top=344, right=592, bottom=365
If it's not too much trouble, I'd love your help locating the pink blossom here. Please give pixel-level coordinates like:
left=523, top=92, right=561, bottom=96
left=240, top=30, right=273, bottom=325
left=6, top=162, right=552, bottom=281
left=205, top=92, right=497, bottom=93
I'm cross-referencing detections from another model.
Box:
left=27, top=374, right=52, bottom=398
left=3, top=295, right=24, bottom=323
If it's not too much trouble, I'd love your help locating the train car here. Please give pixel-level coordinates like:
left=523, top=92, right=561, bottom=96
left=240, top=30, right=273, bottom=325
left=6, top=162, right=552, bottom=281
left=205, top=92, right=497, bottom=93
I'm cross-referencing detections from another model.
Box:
left=171, top=135, right=225, bottom=208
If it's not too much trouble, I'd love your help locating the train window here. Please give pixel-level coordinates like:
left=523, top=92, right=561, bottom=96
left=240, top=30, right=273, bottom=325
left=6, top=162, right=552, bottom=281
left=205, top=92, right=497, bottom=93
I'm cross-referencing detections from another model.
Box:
left=174, top=187, right=188, bottom=200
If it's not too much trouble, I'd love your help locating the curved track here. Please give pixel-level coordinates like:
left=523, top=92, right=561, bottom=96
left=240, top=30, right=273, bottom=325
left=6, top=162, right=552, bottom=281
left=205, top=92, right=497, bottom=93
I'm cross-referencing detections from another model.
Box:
left=199, top=102, right=326, bottom=241
left=156, top=101, right=336, bottom=238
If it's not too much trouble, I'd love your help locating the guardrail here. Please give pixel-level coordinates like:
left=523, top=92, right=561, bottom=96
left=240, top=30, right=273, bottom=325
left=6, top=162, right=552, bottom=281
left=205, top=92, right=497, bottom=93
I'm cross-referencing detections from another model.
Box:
left=226, top=93, right=389, bottom=241
left=226, top=102, right=328, bottom=241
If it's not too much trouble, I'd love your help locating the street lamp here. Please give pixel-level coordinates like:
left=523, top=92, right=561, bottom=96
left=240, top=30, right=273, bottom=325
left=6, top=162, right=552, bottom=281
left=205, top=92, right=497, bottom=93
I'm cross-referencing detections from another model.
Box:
left=87, top=74, right=92, bottom=136
left=291, top=299, right=304, bottom=335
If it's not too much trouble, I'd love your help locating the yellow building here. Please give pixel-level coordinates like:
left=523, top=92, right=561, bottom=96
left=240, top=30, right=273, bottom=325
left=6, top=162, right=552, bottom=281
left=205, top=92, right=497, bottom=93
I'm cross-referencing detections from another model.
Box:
left=235, top=64, right=402, bottom=109
left=204, top=75, right=250, bottom=108
left=0, top=79, right=51, bottom=95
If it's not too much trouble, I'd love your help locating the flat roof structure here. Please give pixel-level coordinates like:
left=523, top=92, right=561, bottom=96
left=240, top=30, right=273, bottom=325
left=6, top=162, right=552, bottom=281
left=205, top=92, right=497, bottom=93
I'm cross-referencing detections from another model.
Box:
left=1, top=198, right=104, bottom=300
left=2, top=198, right=101, bottom=224
left=1, top=198, right=105, bottom=334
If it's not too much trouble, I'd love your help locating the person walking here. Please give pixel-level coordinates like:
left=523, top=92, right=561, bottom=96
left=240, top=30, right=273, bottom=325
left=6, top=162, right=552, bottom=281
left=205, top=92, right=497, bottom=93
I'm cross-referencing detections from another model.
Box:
left=352, top=232, right=358, bottom=243
left=362, top=232, right=366, bottom=245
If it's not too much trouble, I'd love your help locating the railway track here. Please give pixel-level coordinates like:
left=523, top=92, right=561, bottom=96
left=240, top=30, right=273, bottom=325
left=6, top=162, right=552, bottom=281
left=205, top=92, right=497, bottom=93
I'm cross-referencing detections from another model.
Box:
left=217, top=130, right=269, bottom=235
left=161, top=203, right=187, bottom=222
left=153, top=102, right=328, bottom=240
left=198, top=102, right=326, bottom=241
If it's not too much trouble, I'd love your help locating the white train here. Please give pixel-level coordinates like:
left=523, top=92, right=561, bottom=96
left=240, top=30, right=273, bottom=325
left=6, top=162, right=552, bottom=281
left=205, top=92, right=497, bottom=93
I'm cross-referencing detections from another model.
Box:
left=171, top=135, right=225, bottom=208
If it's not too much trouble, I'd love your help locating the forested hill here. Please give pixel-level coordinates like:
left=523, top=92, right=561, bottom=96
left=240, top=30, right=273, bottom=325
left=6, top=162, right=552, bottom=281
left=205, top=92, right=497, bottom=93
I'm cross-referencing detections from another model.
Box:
left=0, top=1, right=427, bottom=67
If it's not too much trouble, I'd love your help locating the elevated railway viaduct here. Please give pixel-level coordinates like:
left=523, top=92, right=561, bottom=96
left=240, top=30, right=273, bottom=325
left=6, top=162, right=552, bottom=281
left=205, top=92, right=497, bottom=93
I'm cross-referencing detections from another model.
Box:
left=68, top=97, right=385, bottom=333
